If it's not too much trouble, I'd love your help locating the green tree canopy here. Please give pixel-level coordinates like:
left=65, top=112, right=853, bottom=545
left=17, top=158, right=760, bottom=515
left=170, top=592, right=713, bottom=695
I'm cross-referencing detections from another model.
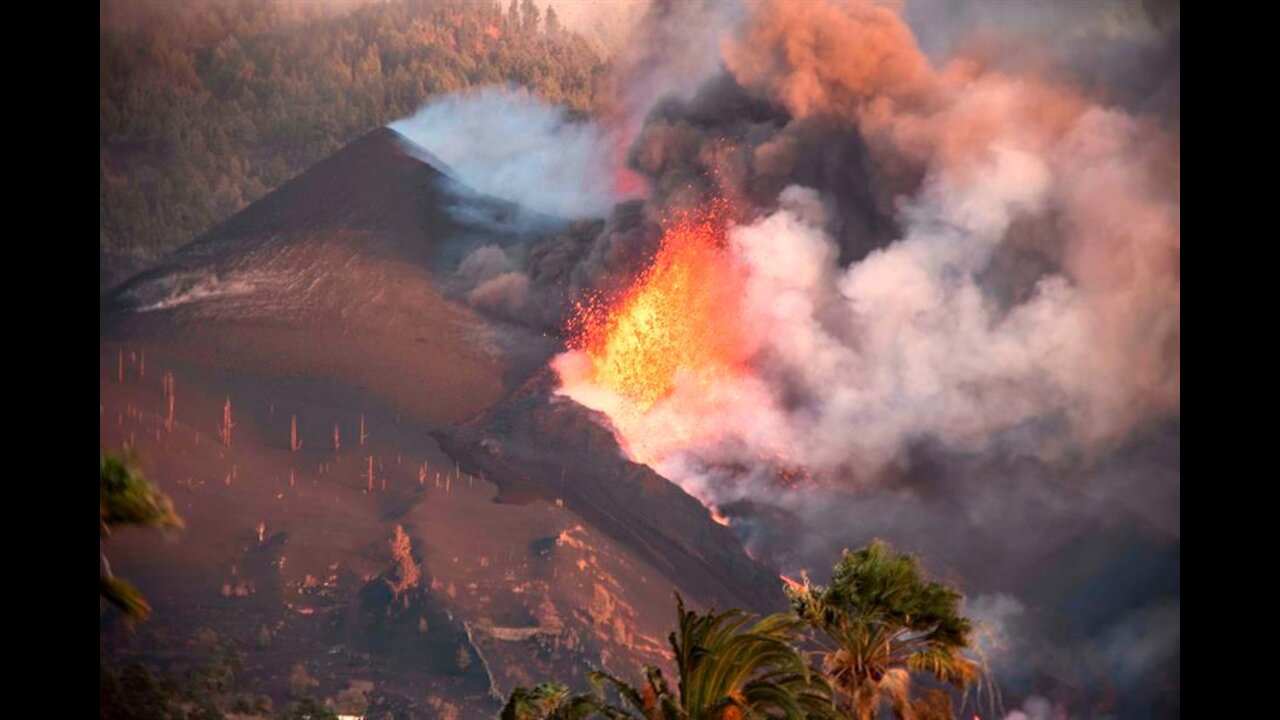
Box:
left=100, top=0, right=607, bottom=280
left=545, top=5, right=560, bottom=35
left=501, top=682, right=607, bottom=720
left=100, top=450, right=183, bottom=621
left=508, top=594, right=835, bottom=719
left=786, top=540, right=979, bottom=720
left=100, top=452, right=183, bottom=535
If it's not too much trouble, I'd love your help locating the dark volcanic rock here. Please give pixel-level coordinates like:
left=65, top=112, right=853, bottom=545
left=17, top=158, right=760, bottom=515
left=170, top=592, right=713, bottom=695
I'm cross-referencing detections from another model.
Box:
left=103, top=126, right=566, bottom=324
left=434, top=369, right=784, bottom=614
left=98, top=127, right=559, bottom=428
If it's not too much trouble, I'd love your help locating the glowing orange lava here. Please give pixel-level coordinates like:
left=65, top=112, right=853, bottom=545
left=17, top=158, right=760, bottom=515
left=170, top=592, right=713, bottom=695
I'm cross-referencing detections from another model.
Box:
left=568, top=201, right=750, bottom=411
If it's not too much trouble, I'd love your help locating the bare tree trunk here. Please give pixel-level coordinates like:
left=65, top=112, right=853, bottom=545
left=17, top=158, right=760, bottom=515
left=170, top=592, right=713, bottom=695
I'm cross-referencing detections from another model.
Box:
left=221, top=398, right=234, bottom=447
left=163, top=372, right=176, bottom=432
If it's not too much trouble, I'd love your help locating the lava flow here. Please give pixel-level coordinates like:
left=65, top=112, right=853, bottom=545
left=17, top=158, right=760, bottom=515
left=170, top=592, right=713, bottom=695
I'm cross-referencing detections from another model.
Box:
left=567, top=200, right=750, bottom=412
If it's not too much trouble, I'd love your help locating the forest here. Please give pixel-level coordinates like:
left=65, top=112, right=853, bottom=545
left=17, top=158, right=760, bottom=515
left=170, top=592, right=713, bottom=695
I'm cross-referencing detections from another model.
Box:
left=100, top=0, right=608, bottom=285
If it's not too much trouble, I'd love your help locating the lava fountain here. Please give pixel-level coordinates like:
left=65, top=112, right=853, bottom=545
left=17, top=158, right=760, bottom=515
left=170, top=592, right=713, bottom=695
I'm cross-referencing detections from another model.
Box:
left=557, top=200, right=757, bottom=465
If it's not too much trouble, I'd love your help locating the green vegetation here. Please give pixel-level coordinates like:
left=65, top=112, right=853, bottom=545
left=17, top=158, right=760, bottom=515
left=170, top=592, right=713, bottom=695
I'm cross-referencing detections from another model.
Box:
left=504, top=540, right=980, bottom=720
left=786, top=541, right=980, bottom=719
left=100, top=0, right=607, bottom=271
left=100, top=656, right=325, bottom=720
left=590, top=595, right=836, bottom=719
left=100, top=662, right=184, bottom=720
left=100, top=638, right=250, bottom=720
left=501, top=594, right=834, bottom=719
left=100, top=450, right=183, bottom=621
left=502, top=682, right=604, bottom=720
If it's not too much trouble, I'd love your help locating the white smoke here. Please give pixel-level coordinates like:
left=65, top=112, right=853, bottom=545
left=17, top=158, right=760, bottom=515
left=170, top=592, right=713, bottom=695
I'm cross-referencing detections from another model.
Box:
left=390, top=86, right=638, bottom=219
left=559, top=106, right=1177, bottom=485
left=395, top=1, right=1176, bottom=710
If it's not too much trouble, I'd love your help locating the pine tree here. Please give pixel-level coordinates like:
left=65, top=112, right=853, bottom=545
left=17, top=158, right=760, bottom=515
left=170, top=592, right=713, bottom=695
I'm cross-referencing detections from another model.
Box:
left=544, top=5, right=560, bottom=36
left=521, top=0, right=541, bottom=34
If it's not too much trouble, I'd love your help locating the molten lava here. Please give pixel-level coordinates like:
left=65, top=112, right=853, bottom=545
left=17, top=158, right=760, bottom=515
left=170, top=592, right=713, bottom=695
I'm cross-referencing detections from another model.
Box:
left=568, top=201, right=750, bottom=411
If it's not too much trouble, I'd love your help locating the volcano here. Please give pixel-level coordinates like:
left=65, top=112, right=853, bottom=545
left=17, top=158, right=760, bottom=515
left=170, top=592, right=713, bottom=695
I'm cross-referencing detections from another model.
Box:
left=99, top=127, right=781, bottom=715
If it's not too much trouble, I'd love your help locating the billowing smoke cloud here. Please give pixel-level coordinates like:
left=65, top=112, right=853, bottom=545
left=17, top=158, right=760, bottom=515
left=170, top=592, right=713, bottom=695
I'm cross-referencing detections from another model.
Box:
left=451, top=201, right=663, bottom=331
left=559, top=0, right=1178, bottom=484
left=904, top=0, right=1180, bottom=121
left=541, top=0, right=1177, bottom=715
left=602, top=0, right=744, bottom=126
left=399, top=0, right=1178, bottom=714
left=390, top=86, right=639, bottom=219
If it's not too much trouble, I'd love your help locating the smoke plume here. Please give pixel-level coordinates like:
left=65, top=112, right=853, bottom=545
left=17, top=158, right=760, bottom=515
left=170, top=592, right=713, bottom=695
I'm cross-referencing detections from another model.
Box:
left=391, top=0, right=1179, bottom=714
left=558, top=0, right=1178, bottom=490
left=550, top=0, right=1177, bottom=715
left=390, top=86, right=639, bottom=219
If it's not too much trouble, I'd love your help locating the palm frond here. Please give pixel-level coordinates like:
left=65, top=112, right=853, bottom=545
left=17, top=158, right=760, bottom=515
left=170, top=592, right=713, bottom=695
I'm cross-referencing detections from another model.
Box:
left=792, top=540, right=981, bottom=717
left=100, top=451, right=183, bottom=531
left=666, top=594, right=832, bottom=719
left=100, top=575, right=151, bottom=621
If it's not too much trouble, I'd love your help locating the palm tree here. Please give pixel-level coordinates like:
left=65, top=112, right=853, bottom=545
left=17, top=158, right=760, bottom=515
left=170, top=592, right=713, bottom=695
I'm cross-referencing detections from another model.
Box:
left=501, top=682, right=613, bottom=720
left=785, top=540, right=979, bottom=720
left=100, top=451, right=183, bottom=621
left=586, top=594, right=836, bottom=719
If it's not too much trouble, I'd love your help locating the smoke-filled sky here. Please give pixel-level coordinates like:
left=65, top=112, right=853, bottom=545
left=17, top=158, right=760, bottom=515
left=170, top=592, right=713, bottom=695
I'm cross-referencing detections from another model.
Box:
left=392, top=1, right=1178, bottom=717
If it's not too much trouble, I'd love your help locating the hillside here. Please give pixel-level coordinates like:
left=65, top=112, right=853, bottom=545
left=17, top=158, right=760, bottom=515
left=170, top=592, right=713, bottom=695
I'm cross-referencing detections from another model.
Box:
left=100, top=0, right=607, bottom=289
left=100, top=127, right=781, bottom=715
